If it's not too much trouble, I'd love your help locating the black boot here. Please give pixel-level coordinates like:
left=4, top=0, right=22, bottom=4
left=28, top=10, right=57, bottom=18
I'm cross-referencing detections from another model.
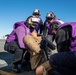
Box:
left=21, top=61, right=31, bottom=71
left=12, top=63, right=21, bottom=73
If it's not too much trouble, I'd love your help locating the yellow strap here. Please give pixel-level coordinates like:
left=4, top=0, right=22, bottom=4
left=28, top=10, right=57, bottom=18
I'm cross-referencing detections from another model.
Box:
left=0, top=70, right=15, bottom=75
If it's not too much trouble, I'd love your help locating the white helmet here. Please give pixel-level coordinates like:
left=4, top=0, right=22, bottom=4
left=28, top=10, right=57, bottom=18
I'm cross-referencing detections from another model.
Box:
left=46, top=12, right=56, bottom=19
left=32, top=9, right=40, bottom=16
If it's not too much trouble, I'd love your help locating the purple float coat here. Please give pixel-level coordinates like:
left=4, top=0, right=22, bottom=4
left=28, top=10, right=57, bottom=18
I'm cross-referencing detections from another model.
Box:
left=6, top=21, right=36, bottom=49
left=44, top=18, right=64, bottom=35
left=59, top=22, right=76, bottom=52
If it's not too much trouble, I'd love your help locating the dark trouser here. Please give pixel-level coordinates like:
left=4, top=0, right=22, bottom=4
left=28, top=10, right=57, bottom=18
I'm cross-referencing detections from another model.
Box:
left=49, top=52, right=76, bottom=75
left=46, top=35, right=54, bottom=59
left=4, top=41, right=27, bottom=64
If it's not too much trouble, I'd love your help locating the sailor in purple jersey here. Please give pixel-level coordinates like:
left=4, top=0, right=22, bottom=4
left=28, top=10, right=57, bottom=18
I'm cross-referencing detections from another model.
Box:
left=4, top=21, right=38, bottom=73
left=25, top=9, right=44, bottom=34
left=49, top=22, right=76, bottom=75
left=43, top=12, right=64, bottom=38
left=43, top=12, right=64, bottom=59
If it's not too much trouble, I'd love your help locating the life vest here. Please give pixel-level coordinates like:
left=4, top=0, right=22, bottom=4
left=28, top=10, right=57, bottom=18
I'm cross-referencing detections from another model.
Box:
left=45, top=18, right=64, bottom=35
left=59, top=22, right=76, bottom=52
left=6, top=21, right=32, bottom=42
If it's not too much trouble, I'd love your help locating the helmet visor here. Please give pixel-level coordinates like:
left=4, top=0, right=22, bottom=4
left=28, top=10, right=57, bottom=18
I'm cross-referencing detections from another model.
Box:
left=31, top=22, right=38, bottom=29
left=33, top=13, right=40, bottom=16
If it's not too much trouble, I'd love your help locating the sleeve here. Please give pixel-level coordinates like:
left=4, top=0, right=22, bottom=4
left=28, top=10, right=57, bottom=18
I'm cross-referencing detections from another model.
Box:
left=39, top=19, right=44, bottom=34
left=56, top=29, right=66, bottom=44
left=43, top=22, right=47, bottom=37
left=56, top=29, right=69, bottom=52
left=15, top=26, right=26, bottom=48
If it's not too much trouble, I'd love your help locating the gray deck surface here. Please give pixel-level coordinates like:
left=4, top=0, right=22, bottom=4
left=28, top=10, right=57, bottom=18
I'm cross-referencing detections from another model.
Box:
left=0, top=39, right=60, bottom=75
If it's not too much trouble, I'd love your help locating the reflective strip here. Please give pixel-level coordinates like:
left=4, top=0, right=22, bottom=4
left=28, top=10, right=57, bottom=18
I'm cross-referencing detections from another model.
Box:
left=0, top=59, right=8, bottom=68
left=56, top=19, right=64, bottom=24
left=31, top=17, right=40, bottom=22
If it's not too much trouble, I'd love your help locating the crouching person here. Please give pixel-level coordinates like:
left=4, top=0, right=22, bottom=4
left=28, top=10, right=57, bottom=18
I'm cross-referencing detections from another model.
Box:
left=23, top=32, right=53, bottom=75
left=49, top=22, right=76, bottom=75
left=4, top=20, right=41, bottom=73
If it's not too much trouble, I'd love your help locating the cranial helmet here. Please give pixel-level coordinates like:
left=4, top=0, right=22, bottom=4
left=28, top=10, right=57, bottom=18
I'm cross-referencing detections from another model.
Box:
left=32, top=9, right=40, bottom=16
left=46, top=12, right=56, bottom=20
left=26, top=16, right=39, bottom=29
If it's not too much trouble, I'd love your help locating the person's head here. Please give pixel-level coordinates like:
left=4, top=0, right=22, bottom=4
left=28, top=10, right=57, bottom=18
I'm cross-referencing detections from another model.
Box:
left=30, top=22, right=38, bottom=29
left=28, top=22, right=38, bottom=31
left=25, top=15, right=39, bottom=32
left=46, top=12, right=56, bottom=23
left=25, top=17, right=39, bottom=32
left=51, top=22, right=59, bottom=34
left=32, top=9, right=40, bottom=18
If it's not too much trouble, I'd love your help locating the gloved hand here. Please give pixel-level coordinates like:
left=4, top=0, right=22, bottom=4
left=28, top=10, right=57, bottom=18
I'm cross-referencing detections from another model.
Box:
left=40, top=40, right=47, bottom=49
left=41, top=35, right=56, bottom=50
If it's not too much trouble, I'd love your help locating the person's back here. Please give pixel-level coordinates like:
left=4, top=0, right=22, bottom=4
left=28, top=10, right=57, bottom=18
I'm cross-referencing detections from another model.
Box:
left=55, top=25, right=72, bottom=52
left=6, top=21, right=32, bottom=48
